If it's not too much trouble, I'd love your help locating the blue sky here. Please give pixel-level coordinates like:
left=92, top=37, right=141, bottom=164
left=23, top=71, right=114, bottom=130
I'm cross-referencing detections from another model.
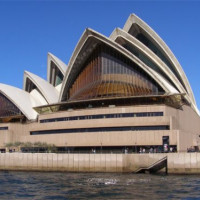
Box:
left=0, top=1, right=200, bottom=108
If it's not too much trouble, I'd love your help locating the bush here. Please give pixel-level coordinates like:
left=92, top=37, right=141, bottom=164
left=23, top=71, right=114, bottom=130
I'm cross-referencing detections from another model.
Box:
left=5, top=141, right=57, bottom=153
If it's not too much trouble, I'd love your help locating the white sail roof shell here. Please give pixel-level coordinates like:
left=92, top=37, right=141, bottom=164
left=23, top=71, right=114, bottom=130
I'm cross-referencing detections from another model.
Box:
left=123, top=14, right=196, bottom=106
left=59, top=28, right=179, bottom=102
left=47, top=52, right=67, bottom=84
left=109, top=28, right=200, bottom=114
left=23, top=71, right=59, bottom=104
left=0, top=83, right=41, bottom=120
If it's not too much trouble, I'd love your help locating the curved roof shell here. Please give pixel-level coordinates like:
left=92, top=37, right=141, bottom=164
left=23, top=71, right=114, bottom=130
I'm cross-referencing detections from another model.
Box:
left=47, top=52, right=67, bottom=85
left=110, top=28, right=183, bottom=92
left=0, top=13, right=198, bottom=117
left=123, top=14, right=196, bottom=106
left=0, top=83, right=41, bottom=120
left=109, top=28, right=199, bottom=113
left=23, top=71, right=59, bottom=104
left=59, top=28, right=180, bottom=102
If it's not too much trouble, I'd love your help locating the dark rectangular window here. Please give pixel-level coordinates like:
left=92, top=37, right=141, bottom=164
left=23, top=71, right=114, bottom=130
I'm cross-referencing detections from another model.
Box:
left=30, top=125, right=169, bottom=135
left=40, top=112, right=163, bottom=123
left=0, top=127, right=8, bottom=130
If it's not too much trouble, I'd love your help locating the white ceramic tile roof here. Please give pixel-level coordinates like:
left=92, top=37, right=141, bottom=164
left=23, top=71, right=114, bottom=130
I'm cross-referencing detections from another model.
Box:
left=47, top=52, right=67, bottom=83
left=0, top=83, right=41, bottom=120
left=123, top=13, right=196, bottom=106
left=24, top=71, right=59, bottom=104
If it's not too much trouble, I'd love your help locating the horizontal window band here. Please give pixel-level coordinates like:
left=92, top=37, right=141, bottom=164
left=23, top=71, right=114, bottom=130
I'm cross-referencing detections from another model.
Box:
left=0, top=127, right=8, bottom=131
left=40, top=112, right=163, bottom=123
left=31, top=125, right=169, bottom=135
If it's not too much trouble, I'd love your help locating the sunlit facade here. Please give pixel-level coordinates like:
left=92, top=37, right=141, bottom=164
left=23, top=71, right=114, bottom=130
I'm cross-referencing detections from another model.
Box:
left=0, top=14, right=200, bottom=153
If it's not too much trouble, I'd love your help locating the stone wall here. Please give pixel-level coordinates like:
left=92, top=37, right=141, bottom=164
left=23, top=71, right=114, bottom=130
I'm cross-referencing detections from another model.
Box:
left=0, top=153, right=200, bottom=174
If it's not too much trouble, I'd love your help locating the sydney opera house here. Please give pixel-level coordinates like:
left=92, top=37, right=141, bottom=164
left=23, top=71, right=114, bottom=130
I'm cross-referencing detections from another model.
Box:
left=0, top=14, right=200, bottom=153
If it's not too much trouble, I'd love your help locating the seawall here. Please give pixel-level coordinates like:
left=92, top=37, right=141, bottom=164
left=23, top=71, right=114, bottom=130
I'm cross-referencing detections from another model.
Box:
left=0, top=153, right=200, bottom=174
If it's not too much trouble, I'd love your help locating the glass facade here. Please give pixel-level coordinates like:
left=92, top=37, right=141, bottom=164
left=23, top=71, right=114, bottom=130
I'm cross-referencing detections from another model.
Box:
left=68, top=45, right=164, bottom=101
left=30, top=125, right=169, bottom=135
left=0, top=93, right=22, bottom=118
left=50, top=61, right=64, bottom=87
left=40, top=112, right=163, bottom=123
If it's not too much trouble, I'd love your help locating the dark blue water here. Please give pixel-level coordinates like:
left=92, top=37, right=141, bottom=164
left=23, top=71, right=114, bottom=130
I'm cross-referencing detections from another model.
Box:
left=0, top=171, right=200, bottom=199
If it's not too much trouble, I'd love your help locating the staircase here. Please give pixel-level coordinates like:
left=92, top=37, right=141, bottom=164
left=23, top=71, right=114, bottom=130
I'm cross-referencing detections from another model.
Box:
left=135, top=156, right=167, bottom=174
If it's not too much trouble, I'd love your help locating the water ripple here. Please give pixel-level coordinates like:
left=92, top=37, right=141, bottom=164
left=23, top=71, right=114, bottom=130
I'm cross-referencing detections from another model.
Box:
left=0, top=171, right=200, bottom=199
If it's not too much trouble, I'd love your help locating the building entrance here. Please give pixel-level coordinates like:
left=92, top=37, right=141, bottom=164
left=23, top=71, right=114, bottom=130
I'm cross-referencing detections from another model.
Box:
left=163, top=136, right=169, bottom=153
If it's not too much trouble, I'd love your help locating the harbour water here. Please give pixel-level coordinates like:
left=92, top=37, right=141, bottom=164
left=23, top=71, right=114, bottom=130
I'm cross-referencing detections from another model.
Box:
left=0, top=171, right=200, bottom=199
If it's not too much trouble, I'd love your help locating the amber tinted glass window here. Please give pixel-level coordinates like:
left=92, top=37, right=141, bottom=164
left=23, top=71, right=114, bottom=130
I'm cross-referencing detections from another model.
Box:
left=68, top=45, right=164, bottom=101
left=0, top=93, right=21, bottom=118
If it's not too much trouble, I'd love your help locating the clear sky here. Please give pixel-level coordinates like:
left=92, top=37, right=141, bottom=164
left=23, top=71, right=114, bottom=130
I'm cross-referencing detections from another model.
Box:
left=0, top=1, right=200, bottom=109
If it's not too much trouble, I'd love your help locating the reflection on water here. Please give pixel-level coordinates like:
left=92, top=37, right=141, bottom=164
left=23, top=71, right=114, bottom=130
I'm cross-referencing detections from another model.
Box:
left=0, top=171, right=200, bottom=199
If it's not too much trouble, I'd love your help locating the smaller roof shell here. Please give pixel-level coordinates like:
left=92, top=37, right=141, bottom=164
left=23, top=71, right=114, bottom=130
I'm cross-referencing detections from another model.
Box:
left=23, top=71, right=59, bottom=104
left=0, top=83, right=41, bottom=120
left=47, top=52, right=67, bottom=83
